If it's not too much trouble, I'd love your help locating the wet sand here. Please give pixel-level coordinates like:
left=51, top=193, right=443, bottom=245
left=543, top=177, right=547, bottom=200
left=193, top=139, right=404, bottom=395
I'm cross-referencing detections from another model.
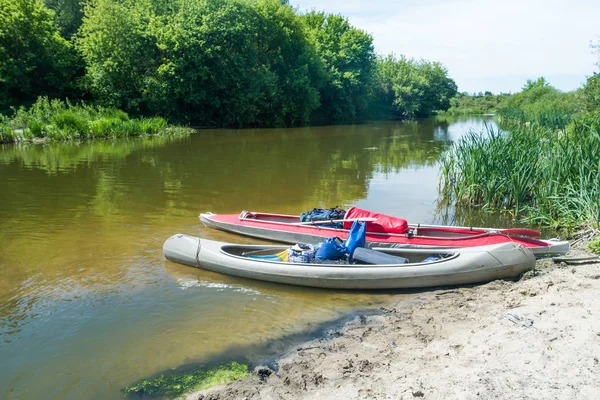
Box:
left=188, top=243, right=600, bottom=400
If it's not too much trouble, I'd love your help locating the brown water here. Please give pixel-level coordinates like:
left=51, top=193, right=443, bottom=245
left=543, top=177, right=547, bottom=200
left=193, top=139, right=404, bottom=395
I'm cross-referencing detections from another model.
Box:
left=0, top=117, right=498, bottom=399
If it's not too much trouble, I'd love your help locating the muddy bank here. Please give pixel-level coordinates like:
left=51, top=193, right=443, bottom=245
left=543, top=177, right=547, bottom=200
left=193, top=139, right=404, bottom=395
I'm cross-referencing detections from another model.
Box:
left=188, top=245, right=600, bottom=400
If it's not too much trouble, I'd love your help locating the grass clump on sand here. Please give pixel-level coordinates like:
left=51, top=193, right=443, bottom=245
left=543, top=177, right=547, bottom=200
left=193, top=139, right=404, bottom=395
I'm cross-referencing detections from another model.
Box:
left=588, top=235, right=600, bottom=254
left=122, top=362, right=250, bottom=398
left=0, top=97, right=190, bottom=143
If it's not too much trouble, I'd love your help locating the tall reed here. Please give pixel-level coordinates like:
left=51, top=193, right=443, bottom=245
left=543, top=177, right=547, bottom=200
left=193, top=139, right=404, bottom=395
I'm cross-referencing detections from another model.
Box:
left=439, top=115, right=600, bottom=230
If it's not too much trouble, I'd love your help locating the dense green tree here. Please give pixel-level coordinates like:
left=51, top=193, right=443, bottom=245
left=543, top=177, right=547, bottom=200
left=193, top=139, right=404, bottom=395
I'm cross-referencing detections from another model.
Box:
left=522, top=76, right=550, bottom=91
left=77, top=0, right=324, bottom=126
left=371, top=54, right=457, bottom=118
left=250, top=0, right=325, bottom=126
left=581, top=74, right=600, bottom=114
left=0, top=0, right=78, bottom=112
left=4, top=0, right=463, bottom=128
left=499, top=78, right=578, bottom=114
left=76, top=0, right=159, bottom=112
left=147, top=0, right=324, bottom=126
left=43, top=0, right=84, bottom=38
left=417, top=61, right=457, bottom=115
left=303, top=11, right=375, bottom=124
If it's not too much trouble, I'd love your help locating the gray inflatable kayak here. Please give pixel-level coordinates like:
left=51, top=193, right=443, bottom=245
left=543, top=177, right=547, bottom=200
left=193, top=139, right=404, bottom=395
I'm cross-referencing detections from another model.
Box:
left=163, top=234, right=536, bottom=290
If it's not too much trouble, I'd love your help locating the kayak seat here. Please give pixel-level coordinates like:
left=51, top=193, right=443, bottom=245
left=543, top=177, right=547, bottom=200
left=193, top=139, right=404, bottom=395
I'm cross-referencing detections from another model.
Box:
left=352, top=247, right=409, bottom=265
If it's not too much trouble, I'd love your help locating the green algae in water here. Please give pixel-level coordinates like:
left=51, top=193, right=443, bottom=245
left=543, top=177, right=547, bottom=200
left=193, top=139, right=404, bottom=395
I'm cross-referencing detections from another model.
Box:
left=123, top=362, right=250, bottom=398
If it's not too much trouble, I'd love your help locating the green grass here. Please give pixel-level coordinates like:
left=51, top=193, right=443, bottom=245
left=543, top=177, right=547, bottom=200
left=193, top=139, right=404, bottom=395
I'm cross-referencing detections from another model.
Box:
left=588, top=235, right=600, bottom=254
left=439, top=114, right=600, bottom=231
left=0, top=123, right=17, bottom=142
left=122, top=362, right=250, bottom=398
left=0, top=97, right=190, bottom=143
left=497, top=108, right=574, bottom=131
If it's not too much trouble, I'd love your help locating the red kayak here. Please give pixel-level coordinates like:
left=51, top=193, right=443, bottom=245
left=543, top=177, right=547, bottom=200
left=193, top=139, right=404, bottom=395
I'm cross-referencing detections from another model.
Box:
left=199, top=207, right=569, bottom=257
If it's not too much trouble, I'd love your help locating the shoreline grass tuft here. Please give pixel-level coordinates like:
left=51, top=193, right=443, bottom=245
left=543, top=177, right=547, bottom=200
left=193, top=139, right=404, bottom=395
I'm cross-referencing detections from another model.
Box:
left=122, top=362, right=250, bottom=398
left=0, top=97, right=191, bottom=143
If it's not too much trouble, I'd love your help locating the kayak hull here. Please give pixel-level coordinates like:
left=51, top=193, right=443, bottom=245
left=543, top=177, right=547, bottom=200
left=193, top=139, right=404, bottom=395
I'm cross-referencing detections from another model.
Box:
left=163, top=234, right=536, bottom=290
left=199, top=212, right=569, bottom=257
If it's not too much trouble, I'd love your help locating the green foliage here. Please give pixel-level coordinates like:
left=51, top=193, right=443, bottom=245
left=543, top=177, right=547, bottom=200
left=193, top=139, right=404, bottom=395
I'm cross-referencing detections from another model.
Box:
left=440, top=76, right=600, bottom=230
left=580, top=74, right=600, bottom=114
left=0, top=0, right=79, bottom=112
left=77, top=0, right=325, bottom=126
left=371, top=54, right=457, bottom=119
left=3, top=0, right=464, bottom=128
left=522, top=77, right=550, bottom=91
left=443, top=92, right=509, bottom=115
left=496, top=78, right=580, bottom=130
left=439, top=112, right=600, bottom=231
left=0, top=122, right=16, bottom=143
left=76, top=0, right=158, bottom=112
left=0, top=97, right=185, bottom=142
left=588, top=235, right=600, bottom=254
left=303, top=11, right=375, bottom=124
left=43, top=0, right=84, bottom=38
left=122, top=362, right=250, bottom=397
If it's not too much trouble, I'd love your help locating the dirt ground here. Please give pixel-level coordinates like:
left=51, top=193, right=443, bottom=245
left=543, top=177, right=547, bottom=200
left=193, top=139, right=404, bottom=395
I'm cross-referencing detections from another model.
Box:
left=187, top=243, right=600, bottom=400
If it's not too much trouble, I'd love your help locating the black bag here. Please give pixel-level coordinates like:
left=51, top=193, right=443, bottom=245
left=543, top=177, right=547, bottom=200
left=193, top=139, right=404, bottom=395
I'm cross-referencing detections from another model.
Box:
left=300, top=206, right=346, bottom=223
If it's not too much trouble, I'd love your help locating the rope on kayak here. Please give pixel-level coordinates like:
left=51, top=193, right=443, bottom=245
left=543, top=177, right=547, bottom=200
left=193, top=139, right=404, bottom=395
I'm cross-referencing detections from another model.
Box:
left=195, top=238, right=201, bottom=268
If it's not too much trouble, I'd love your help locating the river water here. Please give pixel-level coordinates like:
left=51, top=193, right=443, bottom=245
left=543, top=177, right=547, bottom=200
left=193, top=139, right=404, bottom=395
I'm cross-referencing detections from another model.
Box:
left=0, top=117, right=499, bottom=399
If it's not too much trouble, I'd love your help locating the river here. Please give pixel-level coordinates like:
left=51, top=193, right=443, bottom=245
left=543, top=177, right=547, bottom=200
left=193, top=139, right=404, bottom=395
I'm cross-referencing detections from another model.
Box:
left=0, top=117, right=499, bottom=399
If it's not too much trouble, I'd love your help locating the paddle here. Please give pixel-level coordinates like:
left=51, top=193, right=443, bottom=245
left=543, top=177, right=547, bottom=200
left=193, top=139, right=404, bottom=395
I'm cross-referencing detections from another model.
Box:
left=492, top=228, right=541, bottom=238
left=291, top=217, right=377, bottom=226
left=413, top=223, right=541, bottom=238
left=552, top=255, right=600, bottom=263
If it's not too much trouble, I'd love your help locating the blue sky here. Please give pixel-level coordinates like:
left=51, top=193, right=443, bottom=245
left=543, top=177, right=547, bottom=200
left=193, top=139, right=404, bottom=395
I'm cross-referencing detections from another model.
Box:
left=291, top=0, right=600, bottom=94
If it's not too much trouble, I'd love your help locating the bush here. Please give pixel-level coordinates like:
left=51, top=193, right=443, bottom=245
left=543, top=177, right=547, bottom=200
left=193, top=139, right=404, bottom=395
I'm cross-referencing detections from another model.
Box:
left=0, top=97, right=182, bottom=142
left=53, top=111, right=90, bottom=136
left=588, top=236, right=600, bottom=254
left=0, top=124, right=16, bottom=143
left=27, top=119, right=47, bottom=138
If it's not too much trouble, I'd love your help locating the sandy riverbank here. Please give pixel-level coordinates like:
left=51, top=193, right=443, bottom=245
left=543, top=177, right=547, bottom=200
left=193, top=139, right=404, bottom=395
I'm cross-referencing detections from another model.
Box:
left=188, top=244, right=600, bottom=400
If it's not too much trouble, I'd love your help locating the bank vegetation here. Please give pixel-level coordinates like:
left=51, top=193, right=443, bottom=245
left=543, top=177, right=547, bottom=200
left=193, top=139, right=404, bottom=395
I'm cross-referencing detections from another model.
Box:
left=439, top=54, right=600, bottom=245
left=0, top=0, right=458, bottom=143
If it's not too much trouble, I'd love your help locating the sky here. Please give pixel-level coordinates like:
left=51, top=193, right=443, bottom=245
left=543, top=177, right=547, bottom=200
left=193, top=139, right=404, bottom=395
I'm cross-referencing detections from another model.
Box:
left=291, top=0, right=600, bottom=94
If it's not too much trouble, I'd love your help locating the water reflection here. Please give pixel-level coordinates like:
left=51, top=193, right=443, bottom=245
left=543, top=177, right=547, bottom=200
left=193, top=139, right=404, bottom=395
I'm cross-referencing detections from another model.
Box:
left=0, top=117, right=495, bottom=400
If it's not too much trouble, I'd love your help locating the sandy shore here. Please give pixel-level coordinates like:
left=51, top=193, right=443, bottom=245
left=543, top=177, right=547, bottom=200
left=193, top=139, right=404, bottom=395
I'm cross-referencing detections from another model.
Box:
left=188, top=244, right=600, bottom=400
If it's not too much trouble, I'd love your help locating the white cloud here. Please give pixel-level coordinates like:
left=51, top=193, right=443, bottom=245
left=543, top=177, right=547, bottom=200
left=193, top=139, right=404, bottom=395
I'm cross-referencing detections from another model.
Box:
left=292, top=0, right=600, bottom=93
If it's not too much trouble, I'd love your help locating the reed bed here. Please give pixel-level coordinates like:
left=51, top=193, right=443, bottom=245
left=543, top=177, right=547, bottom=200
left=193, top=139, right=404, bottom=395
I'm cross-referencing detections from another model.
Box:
left=439, top=115, right=600, bottom=231
left=497, top=108, right=574, bottom=131
left=0, top=97, right=189, bottom=143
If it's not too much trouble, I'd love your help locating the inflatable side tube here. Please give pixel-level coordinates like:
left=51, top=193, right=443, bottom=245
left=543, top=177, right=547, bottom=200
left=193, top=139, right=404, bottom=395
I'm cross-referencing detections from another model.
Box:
left=352, top=247, right=409, bottom=265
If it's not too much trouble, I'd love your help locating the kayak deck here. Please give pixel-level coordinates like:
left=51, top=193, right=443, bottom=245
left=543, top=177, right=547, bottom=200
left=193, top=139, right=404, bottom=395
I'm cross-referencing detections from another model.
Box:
left=200, top=211, right=570, bottom=256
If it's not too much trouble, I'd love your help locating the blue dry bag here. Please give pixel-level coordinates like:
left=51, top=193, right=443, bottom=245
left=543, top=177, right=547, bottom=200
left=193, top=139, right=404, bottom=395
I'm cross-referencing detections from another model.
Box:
left=344, top=220, right=366, bottom=255
left=315, top=237, right=347, bottom=260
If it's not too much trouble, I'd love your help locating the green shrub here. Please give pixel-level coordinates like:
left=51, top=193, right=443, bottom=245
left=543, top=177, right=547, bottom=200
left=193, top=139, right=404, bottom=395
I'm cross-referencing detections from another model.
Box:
left=88, top=118, right=120, bottom=138
left=53, top=111, right=90, bottom=136
left=0, top=124, right=16, bottom=143
left=27, top=119, right=47, bottom=138
left=588, top=236, right=600, bottom=254
left=1, top=97, right=187, bottom=142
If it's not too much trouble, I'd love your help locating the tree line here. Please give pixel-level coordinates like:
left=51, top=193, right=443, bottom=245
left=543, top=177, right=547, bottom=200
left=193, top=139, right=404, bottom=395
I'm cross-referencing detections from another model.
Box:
left=0, top=0, right=458, bottom=127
